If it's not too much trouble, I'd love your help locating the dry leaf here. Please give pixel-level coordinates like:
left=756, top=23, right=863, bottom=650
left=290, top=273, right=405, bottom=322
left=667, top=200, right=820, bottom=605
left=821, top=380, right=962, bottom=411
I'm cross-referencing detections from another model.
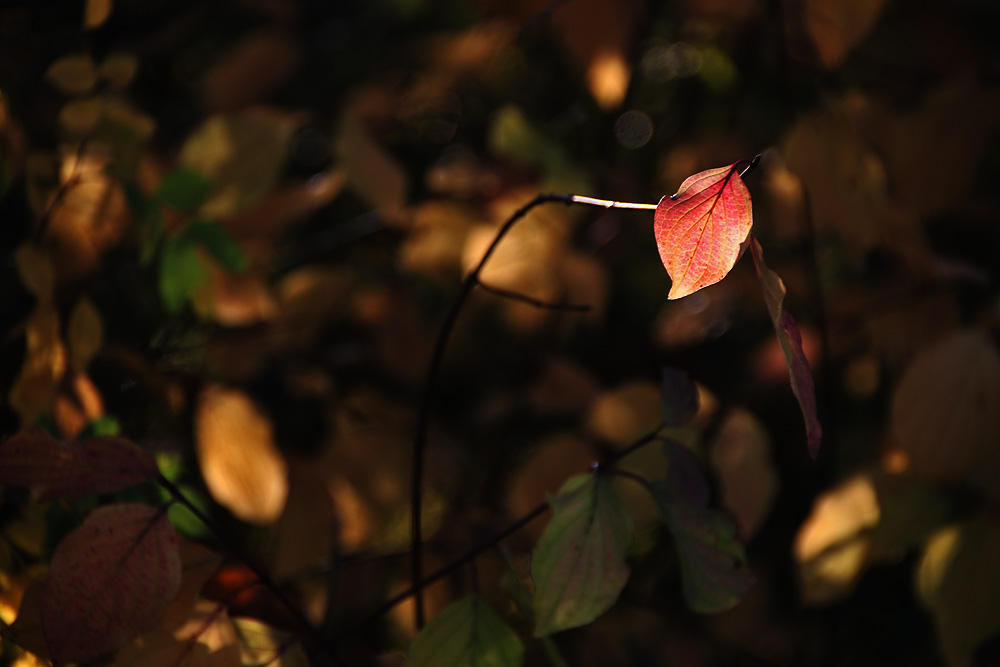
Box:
left=195, top=384, right=289, bottom=524
left=45, top=55, right=98, bottom=95
left=804, top=0, right=886, bottom=68
left=84, top=0, right=113, bottom=29
left=14, top=245, right=55, bottom=302
left=335, top=112, right=408, bottom=221
left=67, top=296, right=103, bottom=372
left=710, top=407, right=777, bottom=541
left=202, top=32, right=300, bottom=112
left=9, top=306, right=65, bottom=427
left=114, top=599, right=241, bottom=667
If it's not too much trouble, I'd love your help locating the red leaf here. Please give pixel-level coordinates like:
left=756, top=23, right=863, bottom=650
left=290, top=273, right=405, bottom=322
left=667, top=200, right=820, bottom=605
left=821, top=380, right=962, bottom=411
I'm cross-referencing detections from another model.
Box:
left=0, top=428, right=159, bottom=500
left=654, top=162, right=754, bottom=299
left=749, top=238, right=822, bottom=458
left=42, top=503, right=182, bottom=662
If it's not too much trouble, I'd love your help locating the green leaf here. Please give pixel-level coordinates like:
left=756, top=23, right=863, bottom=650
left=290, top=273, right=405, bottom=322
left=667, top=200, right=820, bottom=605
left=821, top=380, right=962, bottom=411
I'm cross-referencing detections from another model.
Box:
left=650, top=442, right=752, bottom=613
left=159, top=234, right=209, bottom=313
left=531, top=473, right=633, bottom=637
left=155, top=166, right=212, bottom=213
left=407, top=593, right=523, bottom=667
left=186, top=219, right=248, bottom=272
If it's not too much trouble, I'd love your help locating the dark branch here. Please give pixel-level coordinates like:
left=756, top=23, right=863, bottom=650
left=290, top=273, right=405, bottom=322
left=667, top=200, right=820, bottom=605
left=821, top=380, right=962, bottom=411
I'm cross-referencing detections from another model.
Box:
left=476, top=279, right=591, bottom=312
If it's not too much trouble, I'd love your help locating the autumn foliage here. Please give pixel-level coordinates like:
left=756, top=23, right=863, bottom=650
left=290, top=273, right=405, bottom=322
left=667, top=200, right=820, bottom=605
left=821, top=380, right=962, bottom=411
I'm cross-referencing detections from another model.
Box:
left=2, top=0, right=1000, bottom=666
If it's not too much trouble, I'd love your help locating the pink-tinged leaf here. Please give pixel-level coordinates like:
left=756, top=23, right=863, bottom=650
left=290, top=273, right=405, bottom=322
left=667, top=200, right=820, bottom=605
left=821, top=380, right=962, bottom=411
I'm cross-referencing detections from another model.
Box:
left=0, top=429, right=159, bottom=500
left=654, top=162, right=754, bottom=300
left=749, top=238, right=822, bottom=457
left=42, top=503, right=182, bottom=663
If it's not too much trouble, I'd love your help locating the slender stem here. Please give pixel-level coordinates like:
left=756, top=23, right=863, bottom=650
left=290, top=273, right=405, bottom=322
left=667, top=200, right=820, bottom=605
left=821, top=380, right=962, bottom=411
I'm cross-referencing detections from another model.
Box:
left=156, top=475, right=324, bottom=646
left=601, top=467, right=652, bottom=488
left=476, top=279, right=591, bottom=312
left=409, top=192, right=657, bottom=629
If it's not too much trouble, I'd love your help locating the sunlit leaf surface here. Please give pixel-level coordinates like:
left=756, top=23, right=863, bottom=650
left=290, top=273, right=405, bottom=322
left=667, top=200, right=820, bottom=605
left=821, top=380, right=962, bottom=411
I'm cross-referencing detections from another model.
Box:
left=407, top=594, right=523, bottom=667
left=532, top=473, right=633, bottom=636
left=651, top=441, right=752, bottom=613
left=654, top=162, right=753, bottom=300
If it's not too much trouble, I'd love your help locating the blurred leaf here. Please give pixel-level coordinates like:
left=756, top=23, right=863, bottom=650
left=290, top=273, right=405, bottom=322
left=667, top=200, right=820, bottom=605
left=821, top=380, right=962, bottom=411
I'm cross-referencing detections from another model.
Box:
left=750, top=237, right=822, bottom=457
left=336, top=112, right=408, bottom=221
left=805, top=0, right=885, bottom=68
left=84, top=0, right=113, bottom=30
left=654, top=162, right=753, bottom=300
left=918, top=515, right=1000, bottom=667
left=57, top=97, right=102, bottom=137
left=488, top=106, right=587, bottom=192
left=14, top=245, right=55, bottom=302
left=99, top=53, right=139, bottom=90
left=159, top=234, right=209, bottom=313
left=794, top=474, right=878, bottom=605
left=0, top=429, right=158, bottom=500
left=67, top=297, right=103, bottom=372
left=232, top=617, right=309, bottom=667
left=408, top=593, right=523, bottom=667
left=79, top=415, right=121, bottom=438
left=194, top=384, right=288, bottom=524
left=45, top=55, right=98, bottom=95
left=43, top=503, right=181, bottom=663
left=709, top=407, right=777, bottom=541
left=9, top=307, right=65, bottom=427
left=890, top=331, right=1000, bottom=486
left=180, top=111, right=295, bottom=219
left=532, top=473, right=633, bottom=636
left=7, top=574, right=50, bottom=659
left=186, top=219, right=248, bottom=273
left=156, top=166, right=213, bottom=213
left=202, top=31, right=300, bottom=112
left=651, top=441, right=752, bottom=613
left=114, top=599, right=241, bottom=667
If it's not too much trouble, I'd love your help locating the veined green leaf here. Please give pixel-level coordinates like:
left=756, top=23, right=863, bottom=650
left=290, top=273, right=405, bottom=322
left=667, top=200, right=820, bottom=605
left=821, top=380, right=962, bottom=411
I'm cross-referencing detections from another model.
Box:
left=532, top=473, right=633, bottom=637
left=651, top=442, right=752, bottom=613
left=407, top=593, right=523, bottom=667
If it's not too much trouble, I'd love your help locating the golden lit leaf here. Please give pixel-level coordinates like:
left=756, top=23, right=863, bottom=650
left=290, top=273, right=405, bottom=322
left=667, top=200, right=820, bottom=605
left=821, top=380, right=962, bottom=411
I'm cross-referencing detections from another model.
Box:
left=918, top=515, right=1000, bottom=667
left=67, top=297, right=103, bottom=372
left=9, top=306, right=65, bottom=427
left=7, top=574, right=50, bottom=659
left=804, top=0, right=885, bottom=68
left=794, top=474, right=879, bottom=605
left=45, top=55, right=98, bottom=95
left=195, top=384, right=289, bottom=524
left=890, top=331, right=1000, bottom=483
left=233, top=617, right=310, bottom=667
left=586, top=381, right=661, bottom=448
left=43, top=504, right=182, bottom=663
left=84, top=0, right=113, bottom=29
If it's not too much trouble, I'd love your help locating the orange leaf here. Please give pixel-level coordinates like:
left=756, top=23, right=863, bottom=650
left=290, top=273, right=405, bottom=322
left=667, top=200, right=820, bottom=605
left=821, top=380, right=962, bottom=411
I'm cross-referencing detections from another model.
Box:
left=0, top=429, right=159, bottom=500
left=42, top=503, right=182, bottom=662
left=749, top=238, right=822, bottom=458
left=654, top=162, right=753, bottom=300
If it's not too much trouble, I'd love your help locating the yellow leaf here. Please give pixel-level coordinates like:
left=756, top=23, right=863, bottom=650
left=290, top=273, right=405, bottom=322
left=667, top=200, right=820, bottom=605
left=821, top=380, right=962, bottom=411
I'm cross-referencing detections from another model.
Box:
left=99, top=53, right=139, bottom=90
left=45, top=55, right=98, bottom=96
left=67, top=297, right=103, bottom=372
left=195, top=385, right=288, bottom=524
left=9, top=307, right=66, bottom=427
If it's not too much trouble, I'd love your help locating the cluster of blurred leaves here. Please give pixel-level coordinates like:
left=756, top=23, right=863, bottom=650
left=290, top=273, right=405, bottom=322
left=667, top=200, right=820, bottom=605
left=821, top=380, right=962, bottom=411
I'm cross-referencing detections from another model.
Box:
left=1, top=0, right=1000, bottom=665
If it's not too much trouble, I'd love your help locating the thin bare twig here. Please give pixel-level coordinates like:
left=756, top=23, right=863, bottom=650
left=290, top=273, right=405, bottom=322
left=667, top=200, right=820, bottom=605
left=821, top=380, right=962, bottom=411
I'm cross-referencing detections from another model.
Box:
left=409, top=192, right=657, bottom=629
left=476, top=279, right=591, bottom=312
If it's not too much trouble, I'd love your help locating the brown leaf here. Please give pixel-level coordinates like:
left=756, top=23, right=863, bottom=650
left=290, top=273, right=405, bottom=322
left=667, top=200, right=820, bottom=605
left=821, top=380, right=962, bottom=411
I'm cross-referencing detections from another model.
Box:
left=113, top=599, right=241, bottom=667
left=13, top=245, right=54, bottom=304
left=67, top=296, right=103, bottom=372
left=336, top=112, right=408, bottom=222
left=45, top=55, right=98, bottom=95
left=710, top=407, right=777, bottom=541
left=195, top=385, right=289, bottom=524
left=804, top=0, right=886, bottom=68
left=7, top=573, right=50, bottom=659
left=43, top=503, right=182, bottom=662
left=202, top=32, right=300, bottom=113
left=84, top=0, right=113, bottom=30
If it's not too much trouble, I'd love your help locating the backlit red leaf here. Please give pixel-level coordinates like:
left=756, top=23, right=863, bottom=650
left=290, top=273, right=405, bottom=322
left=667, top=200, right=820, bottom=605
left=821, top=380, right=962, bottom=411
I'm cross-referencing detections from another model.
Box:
left=0, top=428, right=159, bottom=499
left=42, top=503, right=182, bottom=662
left=654, top=162, right=753, bottom=300
left=749, top=238, right=822, bottom=458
